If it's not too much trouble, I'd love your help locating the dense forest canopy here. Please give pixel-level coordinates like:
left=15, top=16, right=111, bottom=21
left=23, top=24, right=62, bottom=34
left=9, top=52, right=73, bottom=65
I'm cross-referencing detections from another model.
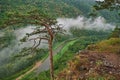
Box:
left=0, top=0, right=120, bottom=30
left=94, top=0, right=120, bottom=10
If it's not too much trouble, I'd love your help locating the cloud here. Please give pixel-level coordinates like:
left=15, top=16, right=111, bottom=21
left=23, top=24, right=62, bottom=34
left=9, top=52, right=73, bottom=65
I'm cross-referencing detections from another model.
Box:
left=0, top=16, right=116, bottom=65
left=14, top=25, right=48, bottom=49
left=57, top=16, right=115, bottom=32
left=0, top=31, right=4, bottom=37
left=0, top=25, right=48, bottom=65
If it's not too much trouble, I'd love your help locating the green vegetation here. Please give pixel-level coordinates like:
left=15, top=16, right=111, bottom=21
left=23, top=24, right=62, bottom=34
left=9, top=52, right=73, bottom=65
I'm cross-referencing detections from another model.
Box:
left=4, top=65, right=33, bottom=80
left=21, top=39, right=77, bottom=80
left=0, top=0, right=120, bottom=30
left=0, top=0, right=119, bottom=80
left=55, top=37, right=120, bottom=80
left=0, top=29, right=15, bottom=50
left=54, top=39, right=78, bottom=61
left=21, top=39, right=78, bottom=80
left=20, top=26, right=113, bottom=79
left=87, top=38, right=120, bottom=53
left=21, top=34, right=107, bottom=80
left=94, top=0, right=120, bottom=14
left=110, top=26, right=120, bottom=38
left=0, top=0, right=81, bottom=29
left=69, top=27, right=110, bottom=38
left=0, top=24, right=111, bottom=80
left=0, top=48, right=48, bottom=80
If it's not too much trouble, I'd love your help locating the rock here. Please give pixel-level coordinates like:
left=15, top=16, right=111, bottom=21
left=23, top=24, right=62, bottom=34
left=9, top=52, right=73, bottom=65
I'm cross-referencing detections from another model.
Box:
left=79, top=66, right=87, bottom=71
left=109, top=71, right=112, bottom=74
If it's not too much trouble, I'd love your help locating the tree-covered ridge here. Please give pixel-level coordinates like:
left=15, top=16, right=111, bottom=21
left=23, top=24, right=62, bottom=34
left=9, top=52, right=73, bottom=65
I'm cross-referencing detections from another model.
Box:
left=0, top=0, right=81, bottom=20
left=0, top=0, right=82, bottom=29
left=0, top=0, right=120, bottom=29
left=94, top=0, right=120, bottom=23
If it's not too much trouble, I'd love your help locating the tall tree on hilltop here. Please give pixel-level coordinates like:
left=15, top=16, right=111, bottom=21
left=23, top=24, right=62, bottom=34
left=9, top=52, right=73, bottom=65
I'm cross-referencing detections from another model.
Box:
left=1, top=10, right=65, bottom=80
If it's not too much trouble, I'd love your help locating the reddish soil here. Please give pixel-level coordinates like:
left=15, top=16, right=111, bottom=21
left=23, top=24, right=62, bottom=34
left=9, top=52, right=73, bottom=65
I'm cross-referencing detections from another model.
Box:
left=56, top=51, right=120, bottom=80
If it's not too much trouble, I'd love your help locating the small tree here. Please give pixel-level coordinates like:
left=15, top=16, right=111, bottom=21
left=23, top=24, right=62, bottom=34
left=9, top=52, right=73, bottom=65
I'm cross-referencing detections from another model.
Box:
left=94, top=0, right=120, bottom=10
left=1, top=10, right=65, bottom=80
left=110, top=26, right=120, bottom=38
left=92, top=0, right=120, bottom=27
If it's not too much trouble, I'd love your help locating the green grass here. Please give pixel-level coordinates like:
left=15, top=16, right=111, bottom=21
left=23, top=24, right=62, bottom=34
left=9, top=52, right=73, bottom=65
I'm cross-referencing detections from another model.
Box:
left=21, top=37, right=91, bottom=80
left=19, top=40, right=70, bottom=80
left=88, top=38, right=120, bottom=53
left=4, top=65, right=33, bottom=80
left=8, top=36, right=107, bottom=80
left=54, top=39, right=78, bottom=61
left=19, top=36, right=104, bottom=80
left=5, top=41, right=65, bottom=80
left=21, top=38, right=78, bottom=80
left=0, top=48, right=48, bottom=80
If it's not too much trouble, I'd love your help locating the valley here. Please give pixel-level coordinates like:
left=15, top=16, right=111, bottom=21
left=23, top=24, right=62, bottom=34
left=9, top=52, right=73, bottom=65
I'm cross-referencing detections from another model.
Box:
left=0, top=0, right=120, bottom=80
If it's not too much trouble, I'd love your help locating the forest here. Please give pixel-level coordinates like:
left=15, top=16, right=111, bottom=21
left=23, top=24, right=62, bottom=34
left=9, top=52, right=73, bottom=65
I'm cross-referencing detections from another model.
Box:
left=0, top=0, right=120, bottom=80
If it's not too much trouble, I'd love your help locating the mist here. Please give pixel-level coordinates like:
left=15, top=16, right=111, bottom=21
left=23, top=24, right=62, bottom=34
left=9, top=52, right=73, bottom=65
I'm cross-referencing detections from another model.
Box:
left=0, top=31, right=4, bottom=37
left=14, top=25, right=48, bottom=49
left=57, top=16, right=115, bottom=32
left=0, top=16, right=116, bottom=65
left=0, top=26, right=48, bottom=65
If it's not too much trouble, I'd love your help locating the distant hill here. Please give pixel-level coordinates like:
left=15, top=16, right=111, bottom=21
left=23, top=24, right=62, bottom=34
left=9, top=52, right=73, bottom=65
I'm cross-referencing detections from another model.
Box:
left=0, top=0, right=119, bottom=29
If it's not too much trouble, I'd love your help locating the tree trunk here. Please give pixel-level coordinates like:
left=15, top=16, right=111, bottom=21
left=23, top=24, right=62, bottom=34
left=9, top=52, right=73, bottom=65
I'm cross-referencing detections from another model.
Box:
left=48, top=39, right=54, bottom=80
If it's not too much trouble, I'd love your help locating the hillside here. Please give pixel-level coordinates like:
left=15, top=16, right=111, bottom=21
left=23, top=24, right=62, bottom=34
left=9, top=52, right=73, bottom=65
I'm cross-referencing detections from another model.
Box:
left=56, top=38, right=120, bottom=80
left=0, top=0, right=81, bottom=17
left=0, top=0, right=120, bottom=29
left=0, top=0, right=120, bottom=80
left=19, top=34, right=110, bottom=80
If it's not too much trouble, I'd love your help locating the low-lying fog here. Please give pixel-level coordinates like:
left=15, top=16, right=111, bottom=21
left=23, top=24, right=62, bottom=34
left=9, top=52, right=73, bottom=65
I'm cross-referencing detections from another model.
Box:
left=57, top=16, right=115, bottom=31
left=0, top=16, right=116, bottom=65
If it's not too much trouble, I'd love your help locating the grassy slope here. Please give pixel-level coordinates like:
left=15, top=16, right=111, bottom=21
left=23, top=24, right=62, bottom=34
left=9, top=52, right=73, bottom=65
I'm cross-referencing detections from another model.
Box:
left=87, top=38, right=120, bottom=53
left=56, top=38, right=120, bottom=80
left=21, top=36, right=106, bottom=80
left=21, top=38, right=78, bottom=80
left=4, top=40, right=68, bottom=80
left=2, top=49, right=48, bottom=80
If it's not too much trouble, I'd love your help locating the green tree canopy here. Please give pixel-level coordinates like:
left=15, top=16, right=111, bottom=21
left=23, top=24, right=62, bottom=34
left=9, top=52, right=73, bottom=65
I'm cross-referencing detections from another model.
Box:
left=94, top=0, right=120, bottom=10
left=0, top=10, right=57, bottom=29
left=110, top=26, right=120, bottom=38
